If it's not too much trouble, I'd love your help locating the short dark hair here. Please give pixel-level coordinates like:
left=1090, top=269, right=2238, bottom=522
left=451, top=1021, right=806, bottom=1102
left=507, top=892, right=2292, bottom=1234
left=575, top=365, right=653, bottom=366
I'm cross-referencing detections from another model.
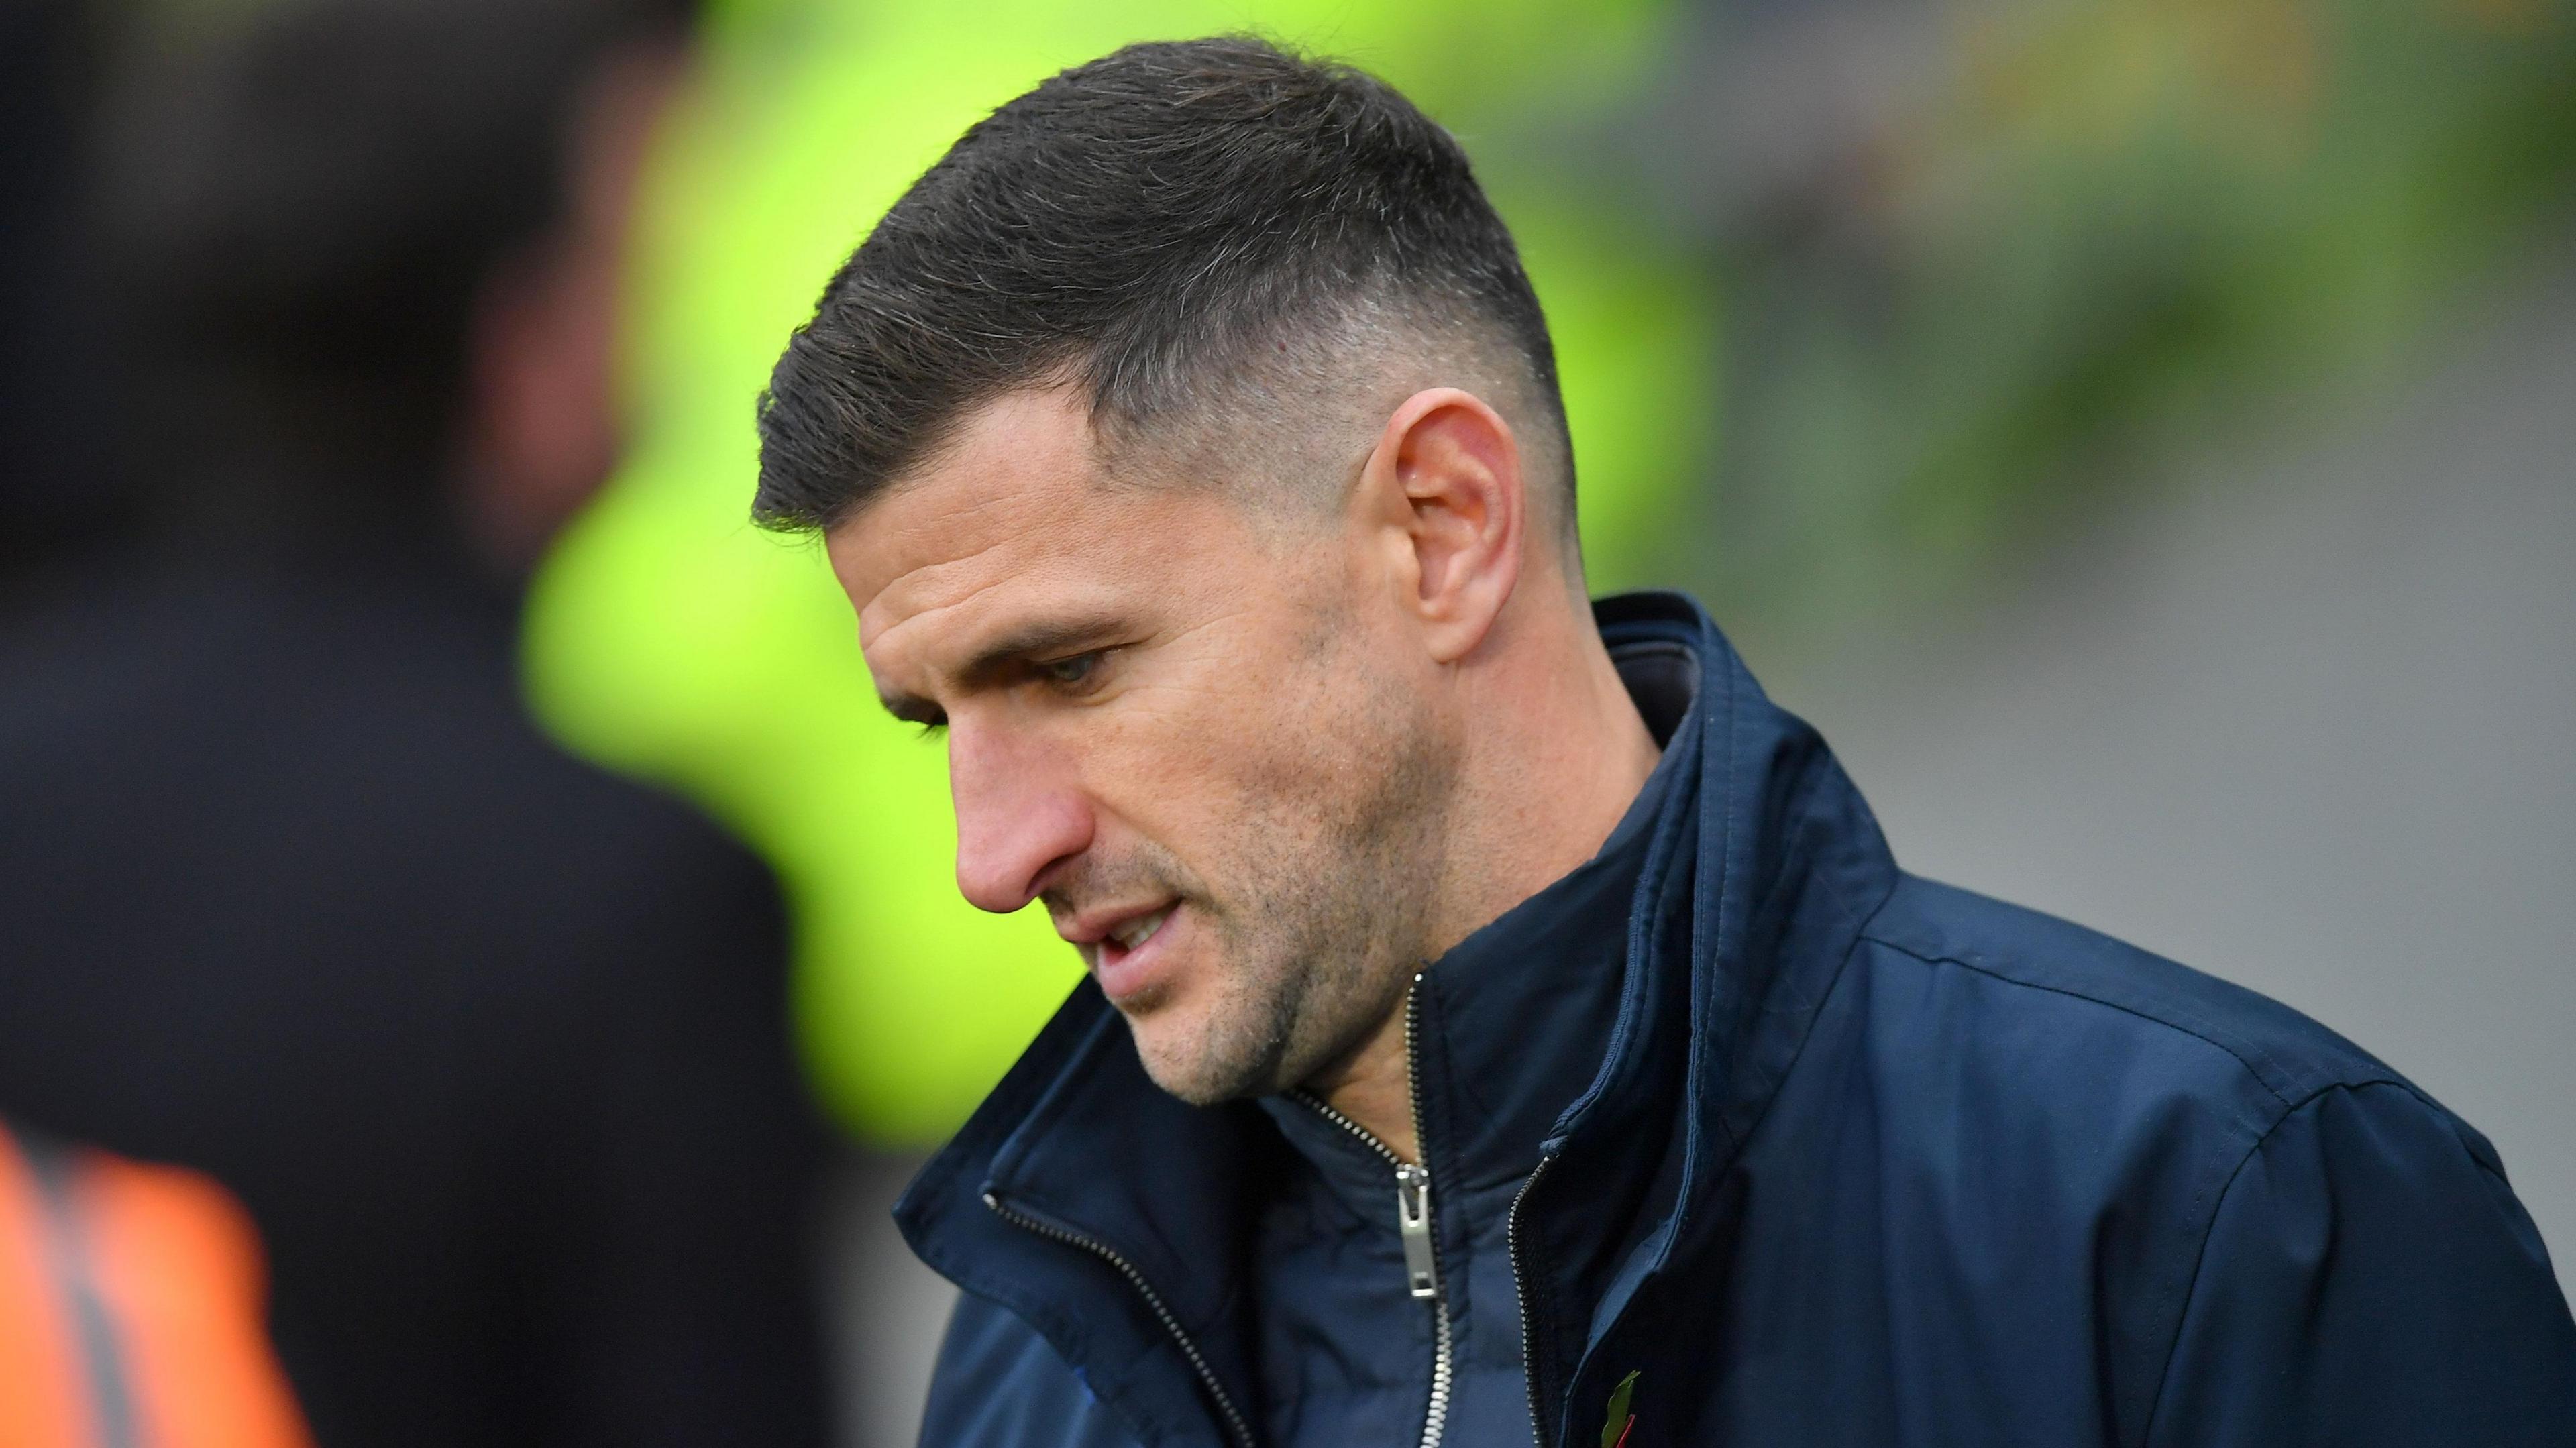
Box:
left=753, top=36, right=1570, bottom=535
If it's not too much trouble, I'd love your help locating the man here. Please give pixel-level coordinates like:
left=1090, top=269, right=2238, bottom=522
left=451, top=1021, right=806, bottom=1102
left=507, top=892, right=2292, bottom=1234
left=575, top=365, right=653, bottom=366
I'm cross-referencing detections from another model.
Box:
left=0, top=3, right=830, bottom=1445
left=754, top=37, right=2576, bottom=1448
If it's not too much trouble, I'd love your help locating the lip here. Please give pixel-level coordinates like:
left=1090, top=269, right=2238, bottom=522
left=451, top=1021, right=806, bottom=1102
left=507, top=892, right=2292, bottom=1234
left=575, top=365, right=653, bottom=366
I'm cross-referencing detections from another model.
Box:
left=1066, top=901, right=1183, bottom=1004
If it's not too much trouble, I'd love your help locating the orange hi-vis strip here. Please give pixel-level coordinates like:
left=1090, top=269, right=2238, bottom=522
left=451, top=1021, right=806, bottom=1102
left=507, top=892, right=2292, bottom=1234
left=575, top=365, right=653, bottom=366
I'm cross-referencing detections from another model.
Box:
left=0, top=1125, right=87, bottom=1447
left=0, top=1124, right=314, bottom=1448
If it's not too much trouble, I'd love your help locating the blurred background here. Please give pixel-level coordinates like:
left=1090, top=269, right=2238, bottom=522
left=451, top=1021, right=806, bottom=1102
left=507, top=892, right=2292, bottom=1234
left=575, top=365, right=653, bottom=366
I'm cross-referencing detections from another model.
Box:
left=4, top=0, right=2570, bottom=1443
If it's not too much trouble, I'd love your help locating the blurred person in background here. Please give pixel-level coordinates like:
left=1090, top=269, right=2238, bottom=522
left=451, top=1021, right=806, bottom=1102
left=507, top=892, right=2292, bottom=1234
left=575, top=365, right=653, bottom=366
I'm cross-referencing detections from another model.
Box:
left=1, top=1117, right=315, bottom=1448
left=0, top=2, right=833, bottom=1445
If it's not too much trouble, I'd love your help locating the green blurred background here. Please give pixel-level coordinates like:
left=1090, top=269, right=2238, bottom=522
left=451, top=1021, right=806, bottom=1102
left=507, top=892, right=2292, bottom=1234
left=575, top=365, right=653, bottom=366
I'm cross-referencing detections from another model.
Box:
left=522, top=0, right=2575, bottom=1149
left=519, top=0, right=1721, bottom=1144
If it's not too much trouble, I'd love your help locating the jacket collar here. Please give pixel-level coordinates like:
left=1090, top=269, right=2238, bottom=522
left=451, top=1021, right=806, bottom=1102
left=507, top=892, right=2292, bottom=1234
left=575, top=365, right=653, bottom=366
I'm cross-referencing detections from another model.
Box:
left=895, top=592, right=1901, bottom=1447
left=1509, top=593, right=1902, bottom=1445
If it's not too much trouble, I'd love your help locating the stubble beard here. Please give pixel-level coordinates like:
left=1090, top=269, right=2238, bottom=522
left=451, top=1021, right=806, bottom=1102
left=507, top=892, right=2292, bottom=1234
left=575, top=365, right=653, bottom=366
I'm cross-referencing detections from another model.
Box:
left=1095, top=669, right=1460, bottom=1107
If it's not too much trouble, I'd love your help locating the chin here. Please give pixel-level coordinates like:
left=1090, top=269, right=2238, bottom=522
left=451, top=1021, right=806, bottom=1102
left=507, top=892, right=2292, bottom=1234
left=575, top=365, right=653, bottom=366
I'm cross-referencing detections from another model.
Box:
left=1126, top=1011, right=1285, bottom=1107
left=1128, top=1026, right=1233, bottom=1106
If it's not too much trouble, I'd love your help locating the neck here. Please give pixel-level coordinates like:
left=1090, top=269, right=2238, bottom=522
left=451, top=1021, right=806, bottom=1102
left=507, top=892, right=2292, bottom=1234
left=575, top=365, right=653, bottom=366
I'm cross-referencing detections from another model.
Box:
left=1309, top=581, right=1660, bottom=1162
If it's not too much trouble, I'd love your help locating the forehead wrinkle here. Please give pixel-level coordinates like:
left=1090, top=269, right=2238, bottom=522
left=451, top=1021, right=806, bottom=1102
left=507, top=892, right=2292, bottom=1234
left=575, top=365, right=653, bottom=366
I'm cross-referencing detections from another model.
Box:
left=861, top=544, right=1155, bottom=712
left=855, top=482, right=1130, bottom=639
left=843, top=476, right=1098, bottom=655
left=833, top=386, right=1289, bottom=712
left=859, top=535, right=1021, bottom=651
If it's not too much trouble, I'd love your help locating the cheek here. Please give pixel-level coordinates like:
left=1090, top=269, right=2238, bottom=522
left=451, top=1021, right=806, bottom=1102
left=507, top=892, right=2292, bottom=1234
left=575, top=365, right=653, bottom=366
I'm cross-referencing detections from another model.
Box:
left=1080, top=633, right=1353, bottom=844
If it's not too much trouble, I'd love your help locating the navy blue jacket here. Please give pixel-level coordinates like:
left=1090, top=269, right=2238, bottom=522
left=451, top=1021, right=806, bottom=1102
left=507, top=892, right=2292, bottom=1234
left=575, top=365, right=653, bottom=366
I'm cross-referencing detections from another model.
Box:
left=896, top=591, right=2576, bottom=1447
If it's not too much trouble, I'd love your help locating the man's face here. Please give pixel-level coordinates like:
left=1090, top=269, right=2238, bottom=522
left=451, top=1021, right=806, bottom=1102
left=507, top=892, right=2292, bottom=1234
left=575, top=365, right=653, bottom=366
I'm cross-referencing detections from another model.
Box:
left=828, top=389, right=1459, bottom=1104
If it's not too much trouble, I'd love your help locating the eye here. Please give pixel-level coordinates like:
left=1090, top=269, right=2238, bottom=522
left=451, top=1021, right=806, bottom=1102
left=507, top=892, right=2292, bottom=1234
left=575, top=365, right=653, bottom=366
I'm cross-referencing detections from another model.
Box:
left=1037, top=651, right=1106, bottom=690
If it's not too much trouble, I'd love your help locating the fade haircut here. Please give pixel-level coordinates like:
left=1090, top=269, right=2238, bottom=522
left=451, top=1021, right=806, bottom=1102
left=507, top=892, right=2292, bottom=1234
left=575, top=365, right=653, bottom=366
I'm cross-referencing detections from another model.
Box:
left=752, top=35, right=1574, bottom=545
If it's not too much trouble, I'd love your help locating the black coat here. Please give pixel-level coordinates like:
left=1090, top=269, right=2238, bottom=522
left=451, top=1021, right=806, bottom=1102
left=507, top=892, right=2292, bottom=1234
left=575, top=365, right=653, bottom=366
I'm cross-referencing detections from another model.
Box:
left=0, top=539, right=831, bottom=1448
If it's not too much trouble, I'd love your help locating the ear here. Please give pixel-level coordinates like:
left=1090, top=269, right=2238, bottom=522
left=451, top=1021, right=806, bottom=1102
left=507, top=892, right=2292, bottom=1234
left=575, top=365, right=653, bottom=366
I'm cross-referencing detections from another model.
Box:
left=1356, top=388, right=1526, bottom=665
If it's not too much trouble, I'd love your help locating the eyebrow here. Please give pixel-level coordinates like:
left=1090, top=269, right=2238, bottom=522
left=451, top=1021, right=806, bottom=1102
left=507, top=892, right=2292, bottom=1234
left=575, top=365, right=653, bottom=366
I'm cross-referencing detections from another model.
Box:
left=875, top=612, right=1130, bottom=724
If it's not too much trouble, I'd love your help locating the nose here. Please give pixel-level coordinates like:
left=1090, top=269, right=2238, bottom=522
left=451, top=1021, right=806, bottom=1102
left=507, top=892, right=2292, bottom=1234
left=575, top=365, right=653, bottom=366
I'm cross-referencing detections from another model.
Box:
left=948, top=721, right=1093, bottom=915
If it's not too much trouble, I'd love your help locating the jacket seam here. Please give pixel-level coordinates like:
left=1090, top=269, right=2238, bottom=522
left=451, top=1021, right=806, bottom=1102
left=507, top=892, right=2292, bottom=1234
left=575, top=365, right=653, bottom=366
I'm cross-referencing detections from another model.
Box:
left=1857, top=929, right=2306, bottom=1111
left=1717, top=861, right=1896, bottom=1156
left=2131, top=1099, right=2273, bottom=1448
left=1719, top=916, right=1876, bottom=1166
left=1705, top=767, right=1904, bottom=1158
left=2130, top=1080, right=2423, bottom=1448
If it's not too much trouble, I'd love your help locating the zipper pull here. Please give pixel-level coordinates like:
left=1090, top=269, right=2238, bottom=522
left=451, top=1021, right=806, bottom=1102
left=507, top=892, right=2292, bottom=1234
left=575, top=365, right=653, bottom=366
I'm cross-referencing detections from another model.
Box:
left=1395, top=1163, right=1439, bottom=1300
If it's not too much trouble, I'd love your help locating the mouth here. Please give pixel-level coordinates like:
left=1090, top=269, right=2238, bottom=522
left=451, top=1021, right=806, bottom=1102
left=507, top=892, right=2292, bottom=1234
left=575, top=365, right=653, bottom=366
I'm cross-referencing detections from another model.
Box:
left=1105, top=905, right=1171, bottom=955
left=1081, top=902, right=1182, bottom=1003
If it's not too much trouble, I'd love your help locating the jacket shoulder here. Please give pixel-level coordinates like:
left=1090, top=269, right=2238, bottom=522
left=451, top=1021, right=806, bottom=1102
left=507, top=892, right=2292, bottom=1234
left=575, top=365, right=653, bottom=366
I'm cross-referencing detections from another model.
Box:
left=1860, top=875, right=2413, bottom=1118
left=1798, top=877, right=2551, bottom=1443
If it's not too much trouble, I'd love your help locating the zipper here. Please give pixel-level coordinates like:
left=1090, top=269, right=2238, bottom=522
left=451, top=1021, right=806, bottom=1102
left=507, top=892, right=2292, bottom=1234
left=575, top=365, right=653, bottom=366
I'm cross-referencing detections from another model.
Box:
left=981, top=1190, right=1259, bottom=1448
left=1395, top=1163, right=1438, bottom=1297
left=1403, top=977, right=1456, bottom=1448
left=1505, top=1151, right=1558, bottom=1447
left=1290, top=975, right=1454, bottom=1448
